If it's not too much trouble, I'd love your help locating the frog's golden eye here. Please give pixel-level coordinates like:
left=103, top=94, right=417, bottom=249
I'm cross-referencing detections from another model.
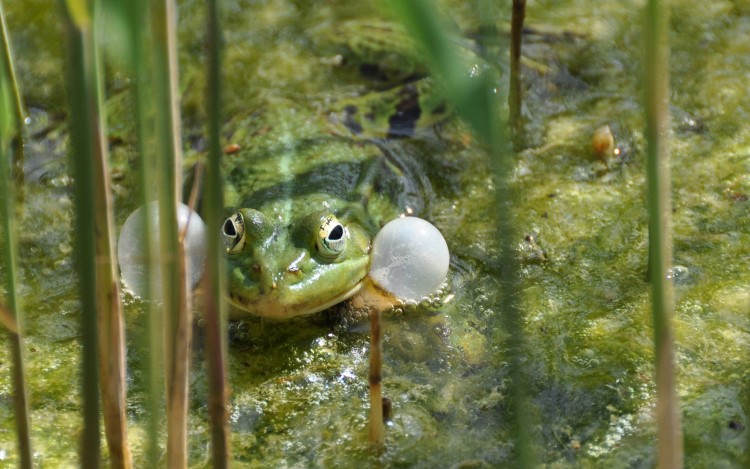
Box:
left=222, top=212, right=246, bottom=254
left=316, top=215, right=347, bottom=258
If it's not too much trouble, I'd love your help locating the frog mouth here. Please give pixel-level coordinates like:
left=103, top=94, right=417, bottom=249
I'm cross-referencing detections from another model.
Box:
left=296, top=282, right=365, bottom=316
left=226, top=281, right=365, bottom=319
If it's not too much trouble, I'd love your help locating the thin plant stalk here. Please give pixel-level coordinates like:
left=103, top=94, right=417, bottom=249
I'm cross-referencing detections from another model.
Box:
left=643, top=0, right=683, bottom=467
left=90, top=3, right=131, bottom=467
left=386, top=1, right=533, bottom=465
left=204, top=0, right=231, bottom=465
left=0, top=0, right=25, bottom=184
left=61, top=1, right=102, bottom=466
left=63, top=1, right=132, bottom=466
left=123, top=0, right=163, bottom=464
left=0, top=41, right=32, bottom=468
left=499, top=4, right=533, bottom=464
left=509, top=0, right=525, bottom=144
left=150, top=0, right=190, bottom=466
left=368, top=309, right=385, bottom=447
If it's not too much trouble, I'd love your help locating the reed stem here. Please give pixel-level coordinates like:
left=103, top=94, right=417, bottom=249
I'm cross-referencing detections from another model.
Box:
left=387, top=1, right=533, bottom=465
left=643, top=0, right=683, bottom=467
left=63, top=1, right=132, bottom=466
left=89, top=3, right=131, bottom=466
left=0, top=30, right=32, bottom=466
left=368, top=309, right=385, bottom=447
left=61, top=1, right=101, bottom=465
left=509, top=0, right=526, bottom=145
left=150, top=0, right=190, bottom=466
left=0, top=0, right=25, bottom=185
left=123, top=0, right=163, bottom=463
left=204, top=0, right=231, bottom=465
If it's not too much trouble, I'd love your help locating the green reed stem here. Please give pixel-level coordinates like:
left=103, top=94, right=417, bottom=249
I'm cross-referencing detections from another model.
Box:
left=63, top=1, right=132, bottom=466
left=387, top=1, right=533, bottom=465
left=123, top=0, right=163, bottom=464
left=509, top=0, right=525, bottom=144
left=204, top=0, right=231, bottom=465
left=151, top=0, right=190, bottom=466
left=89, top=3, right=131, bottom=467
left=643, top=1, right=683, bottom=467
left=61, top=1, right=101, bottom=466
left=0, top=31, right=32, bottom=468
left=0, top=0, right=25, bottom=184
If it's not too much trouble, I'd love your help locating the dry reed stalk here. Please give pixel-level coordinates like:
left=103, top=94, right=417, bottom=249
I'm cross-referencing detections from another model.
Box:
left=165, top=243, right=191, bottom=469
left=150, top=0, right=191, bottom=465
left=203, top=0, right=231, bottom=464
left=368, top=309, right=385, bottom=447
left=643, top=0, right=683, bottom=467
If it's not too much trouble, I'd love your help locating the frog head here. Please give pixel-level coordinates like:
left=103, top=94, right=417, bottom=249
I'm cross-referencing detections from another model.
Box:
left=222, top=208, right=371, bottom=319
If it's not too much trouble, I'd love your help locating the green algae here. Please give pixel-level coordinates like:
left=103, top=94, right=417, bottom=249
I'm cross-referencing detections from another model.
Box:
left=0, top=0, right=748, bottom=467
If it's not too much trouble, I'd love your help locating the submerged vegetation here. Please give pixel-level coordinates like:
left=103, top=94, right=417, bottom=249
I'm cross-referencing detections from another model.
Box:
left=0, top=0, right=748, bottom=467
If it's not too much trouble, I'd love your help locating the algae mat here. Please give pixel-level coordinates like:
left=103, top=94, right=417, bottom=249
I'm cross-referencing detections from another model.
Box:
left=0, top=0, right=748, bottom=466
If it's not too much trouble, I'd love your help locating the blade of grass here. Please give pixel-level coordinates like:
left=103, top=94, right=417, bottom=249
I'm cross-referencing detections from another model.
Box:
left=0, top=33, right=32, bottom=467
left=61, top=1, right=101, bottom=466
left=386, top=1, right=533, bottom=465
left=150, top=0, right=190, bottom=466
left=643, top=0, right=683, bottom=467
left=509, top=0, right=525, bottom=144
left=63, top=1, right=132, bottom=466
left=90, top=2, right=131, bottom=466
left=204, top=0, right=231, bottom=465
left=121, top=0, right=163, bottom=464
left=0, top=0, right=25, bottom=185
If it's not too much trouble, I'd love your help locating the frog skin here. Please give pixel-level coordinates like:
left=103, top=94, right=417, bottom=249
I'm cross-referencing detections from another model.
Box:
left=221, top=20, right=446, bottom=320
left=221, top=123, right=409, bottom=320
left=323, top=20, right=448, bottom=140
left=222, top=203, right=373, bottom=320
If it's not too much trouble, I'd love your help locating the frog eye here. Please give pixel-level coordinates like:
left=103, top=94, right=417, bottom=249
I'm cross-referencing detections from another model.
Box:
left=222, top=212, right=246, bottom=254
left=316, top=215, right=347, bottom=258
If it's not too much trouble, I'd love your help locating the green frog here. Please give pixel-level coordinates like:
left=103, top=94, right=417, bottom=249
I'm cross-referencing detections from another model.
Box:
left=221, top=111, right=431, bottom=319
left=220, top=129, right=391, bottom=319
left=219, top=20, right=450, bottom=320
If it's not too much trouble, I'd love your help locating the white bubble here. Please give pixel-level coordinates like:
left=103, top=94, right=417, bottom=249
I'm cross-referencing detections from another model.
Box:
left=368, top=217, right=449, bottom=301
left=117, top=201, right=206, bottom=299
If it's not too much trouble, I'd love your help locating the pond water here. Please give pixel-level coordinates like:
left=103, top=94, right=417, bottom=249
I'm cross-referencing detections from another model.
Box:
left=0, top=0, right=748, bottom=467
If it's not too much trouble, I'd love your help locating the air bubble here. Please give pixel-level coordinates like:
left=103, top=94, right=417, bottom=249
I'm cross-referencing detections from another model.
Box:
left=368, top=217, right=449, bottom=302
left=117, top=201, right=206, bottom=300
